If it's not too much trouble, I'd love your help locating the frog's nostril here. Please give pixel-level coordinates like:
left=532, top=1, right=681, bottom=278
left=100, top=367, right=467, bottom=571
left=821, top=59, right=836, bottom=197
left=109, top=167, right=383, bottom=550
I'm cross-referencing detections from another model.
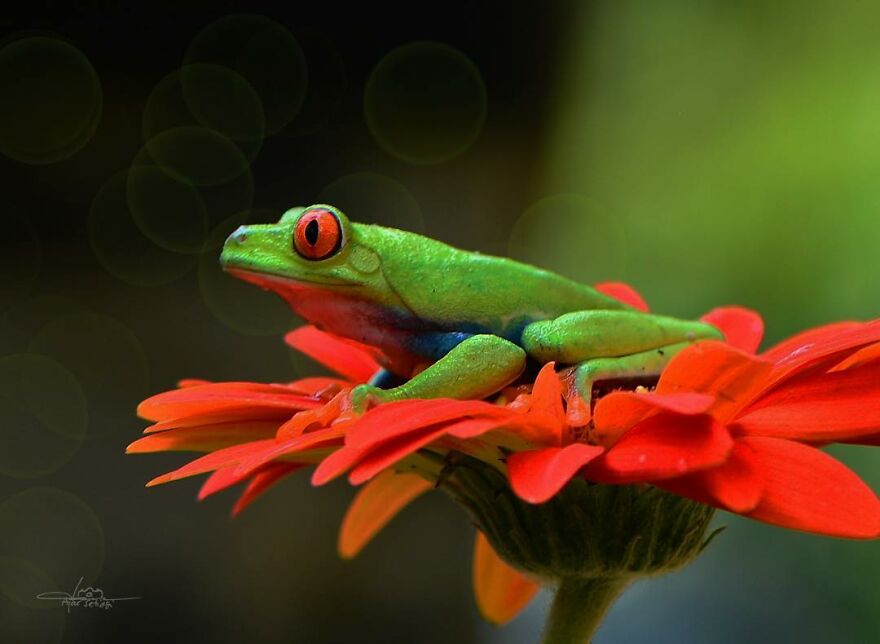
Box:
left=228, top=226, right=248, bottom=245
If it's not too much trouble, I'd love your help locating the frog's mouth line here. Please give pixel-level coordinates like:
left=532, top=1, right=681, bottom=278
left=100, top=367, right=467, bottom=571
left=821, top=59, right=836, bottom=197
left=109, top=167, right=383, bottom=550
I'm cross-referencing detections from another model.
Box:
left=224, top=267, right=358, bottom=290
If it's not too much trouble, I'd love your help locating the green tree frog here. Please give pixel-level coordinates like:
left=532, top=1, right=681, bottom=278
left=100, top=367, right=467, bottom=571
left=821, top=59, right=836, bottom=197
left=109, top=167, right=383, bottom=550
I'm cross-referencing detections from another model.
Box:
left=221, top=205, right=721, bottom=420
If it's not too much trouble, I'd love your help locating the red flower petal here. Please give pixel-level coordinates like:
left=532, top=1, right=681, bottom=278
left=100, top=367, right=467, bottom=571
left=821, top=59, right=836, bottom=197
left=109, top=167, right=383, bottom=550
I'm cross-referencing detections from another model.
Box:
left=736, top=360, right=880, bottom=442
left=701, top=307, right=764, bottom=354
left=473, top=531, right=540, bottom=625
left=507, top=444, right=604, bottom=504
left=137, top=382, right=320, bottom=422
left=285, top=326, right=382, bottom=383
left=761, top=321, right=864, bottom=363
left=144, top=412, right=287, bottom=434
left=345, top=414, right=517, bottom=486
left=594, top=282, right=650, bottom=312
left=592, top=391, right=715, bottom=447
left=583, top=413, right=733, bottom=483
left=659, top=439, right=764, bottom=513
left=311, top=446, right=368, bottom=486
left=445, top=417, right=515, bottom=440
left=762, top=321, right=880, bottom=390
left=512, top=363, right=568, bottom=446
left=198, top=463, right=303, bottom=515
left=338, top=470, right=432, bottom=559
left=199, top=465, right=247, bottom=500
left=528, top=363, right=565, bottom=428
left=344, top=399, right=511, bottom=450
left=348, top=426, right=451, bottom=485
left=234, top=425, right=348, bottom=477
left=828, top=341, right=880, bottom=373
left=284, top=377, right=349, bottom=397
left=126, top=421, right=279, bottom=454
left=739, top=437, right=880, bottom=539
left=657, top=341, right=773, bottom=422
left=232, top=463, right=302, bottom=516
left=145, top=439, right=277, bottom=487
left=276, top=391, right=350, bottom=440
left=178, top=378, right=211, bottom=388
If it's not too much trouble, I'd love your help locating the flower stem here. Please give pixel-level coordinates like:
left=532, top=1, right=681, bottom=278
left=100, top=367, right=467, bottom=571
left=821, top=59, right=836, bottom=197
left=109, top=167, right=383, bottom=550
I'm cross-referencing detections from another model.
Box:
left=542, top=576, right=629, bottom=644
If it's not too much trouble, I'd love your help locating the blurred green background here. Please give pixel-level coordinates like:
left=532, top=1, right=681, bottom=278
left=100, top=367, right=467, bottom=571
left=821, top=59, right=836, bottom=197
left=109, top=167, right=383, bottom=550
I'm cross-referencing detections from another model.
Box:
left=0, top=1, right=878, bottom=642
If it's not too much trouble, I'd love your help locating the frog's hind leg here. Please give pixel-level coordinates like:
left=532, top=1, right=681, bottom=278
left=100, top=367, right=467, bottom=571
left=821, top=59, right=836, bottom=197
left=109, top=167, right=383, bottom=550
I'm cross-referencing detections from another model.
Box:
left=521, top=310, right=722, bottom=424
left=563, top=342, right=692, bottom=425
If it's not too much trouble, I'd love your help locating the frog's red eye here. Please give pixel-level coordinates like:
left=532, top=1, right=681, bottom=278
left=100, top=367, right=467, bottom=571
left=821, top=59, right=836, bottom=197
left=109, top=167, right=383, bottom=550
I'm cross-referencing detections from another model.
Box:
left=293, top=209, right=342, bottom=260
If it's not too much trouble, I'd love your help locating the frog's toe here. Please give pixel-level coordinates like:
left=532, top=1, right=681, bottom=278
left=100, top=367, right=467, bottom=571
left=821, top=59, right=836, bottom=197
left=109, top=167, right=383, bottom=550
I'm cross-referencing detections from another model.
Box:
left=349, top=384, right=388, bottom=414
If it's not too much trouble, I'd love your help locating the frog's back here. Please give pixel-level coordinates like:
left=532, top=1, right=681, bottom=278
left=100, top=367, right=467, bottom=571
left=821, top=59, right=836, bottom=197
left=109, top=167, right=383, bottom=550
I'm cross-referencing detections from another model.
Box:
left=355, top=223, right=630, bottom=341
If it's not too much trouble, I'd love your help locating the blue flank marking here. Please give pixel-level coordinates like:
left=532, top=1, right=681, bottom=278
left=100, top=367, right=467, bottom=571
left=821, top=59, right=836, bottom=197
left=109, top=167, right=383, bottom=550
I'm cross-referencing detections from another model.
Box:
left=370, top=299, right=540, bottom=362
left=505, top=317, right=536, bottom=345
left=408, top=331, right=474, bottom=360
left=369, top=369, right=405, bottom=389
left=403, top=317, right=537, bottom=361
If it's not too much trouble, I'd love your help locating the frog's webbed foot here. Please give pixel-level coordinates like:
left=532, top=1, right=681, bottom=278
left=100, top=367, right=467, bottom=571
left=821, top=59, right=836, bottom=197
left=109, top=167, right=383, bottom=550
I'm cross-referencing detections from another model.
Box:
left=349, top=383, right=397, bottom=414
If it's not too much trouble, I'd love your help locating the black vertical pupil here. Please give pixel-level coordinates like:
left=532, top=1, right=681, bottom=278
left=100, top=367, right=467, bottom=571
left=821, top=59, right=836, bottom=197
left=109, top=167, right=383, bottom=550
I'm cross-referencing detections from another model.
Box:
left=305, top=218, right=320, bottom=245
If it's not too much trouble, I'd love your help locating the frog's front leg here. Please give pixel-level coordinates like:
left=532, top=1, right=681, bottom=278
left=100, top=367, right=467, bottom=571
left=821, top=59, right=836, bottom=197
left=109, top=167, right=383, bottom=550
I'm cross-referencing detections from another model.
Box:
left=521, top=310, right=722, bottom=423
left=350, top=334, right=526, bottom=412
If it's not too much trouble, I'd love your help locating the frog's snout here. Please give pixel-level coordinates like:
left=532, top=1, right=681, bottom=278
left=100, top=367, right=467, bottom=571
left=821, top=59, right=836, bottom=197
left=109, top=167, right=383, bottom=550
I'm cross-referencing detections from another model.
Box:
left=220, top=225, right=250, bottom=271
left=220, top=221, right=291, bottom=275
left=227, top=226, right=248, bottom=246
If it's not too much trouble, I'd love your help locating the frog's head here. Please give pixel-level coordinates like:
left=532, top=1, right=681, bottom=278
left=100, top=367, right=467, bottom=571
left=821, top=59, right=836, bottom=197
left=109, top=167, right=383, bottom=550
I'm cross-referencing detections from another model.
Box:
left=220, top=204, right=395, bottom=307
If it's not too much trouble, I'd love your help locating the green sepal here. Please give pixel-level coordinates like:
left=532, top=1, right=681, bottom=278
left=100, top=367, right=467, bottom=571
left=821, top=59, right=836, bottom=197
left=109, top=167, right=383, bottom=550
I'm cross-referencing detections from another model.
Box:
left=439, top=453, right=716, bottom=582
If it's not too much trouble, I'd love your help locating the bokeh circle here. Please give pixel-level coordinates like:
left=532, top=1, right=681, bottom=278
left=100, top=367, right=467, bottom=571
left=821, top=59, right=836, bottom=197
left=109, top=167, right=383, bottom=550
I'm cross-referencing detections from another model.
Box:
left=129, top=129, right=254, bottom=253
left=89, top=170, right=196, bottom=286
left=318, top=172, right=424, bottom=232
left=0, top=557, right=64, bottom=644
left=0, top=354, right=87, bottom=478
left=0, top=296, right=88, bottom=357
left=364, top=42, right=486, bottom=164
left=125, top=161, right=209, bottom=254
left=508, top=194, right=628, bottom=284
left=282, top=27, right=346, bottom=136
left=141, top=125, right=253, bottom=188
left=179, top=64, right=265, bottom=144
left=0, top=37, right=101, bottom=164
left=0, top=210, right=40, bottom=314
left=0, top=488, right=104, bottom=589
left=184, top=14, right=308, bottom=135
left=143, top=67, right=264, bottom=165
left=27, top=312, right=149, bottom=438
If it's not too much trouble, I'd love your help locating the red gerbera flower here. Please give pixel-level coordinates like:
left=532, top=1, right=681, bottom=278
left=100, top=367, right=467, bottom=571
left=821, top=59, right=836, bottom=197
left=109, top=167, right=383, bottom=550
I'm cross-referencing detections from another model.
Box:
left=130, top=283, right=880, bottom=630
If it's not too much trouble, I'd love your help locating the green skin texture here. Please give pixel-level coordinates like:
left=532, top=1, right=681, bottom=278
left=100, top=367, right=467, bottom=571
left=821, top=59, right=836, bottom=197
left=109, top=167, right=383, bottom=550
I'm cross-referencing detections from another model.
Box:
left=221, top=205, right=722, bottom=415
